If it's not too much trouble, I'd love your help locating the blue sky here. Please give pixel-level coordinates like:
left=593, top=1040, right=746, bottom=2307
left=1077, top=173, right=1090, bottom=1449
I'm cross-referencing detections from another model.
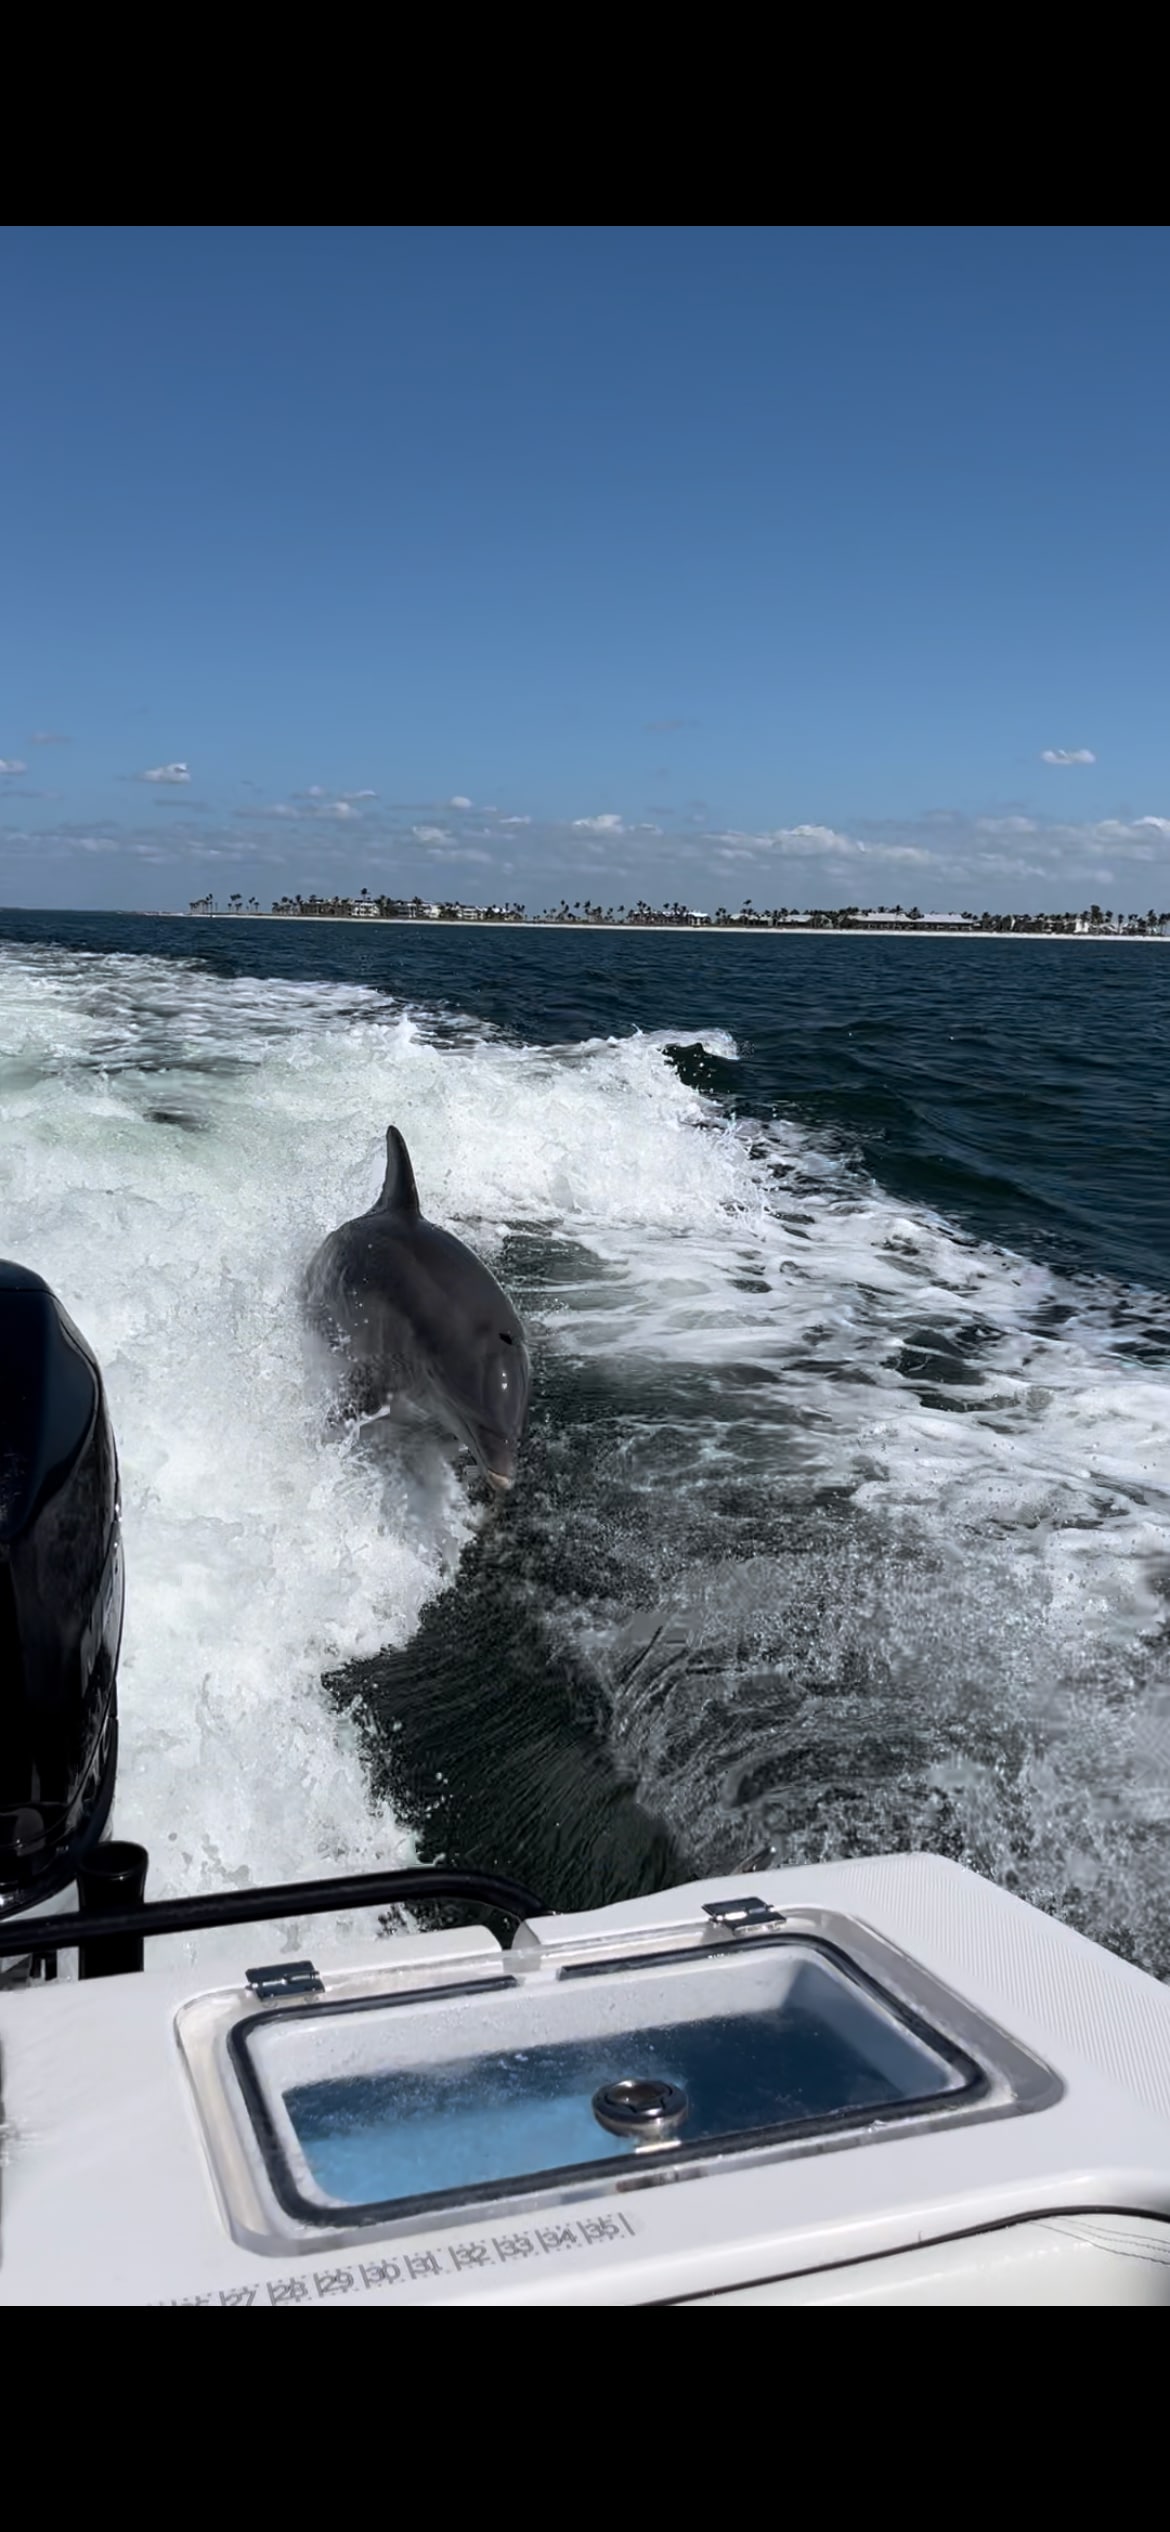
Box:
left=3, top=225, right=1169, bottom=913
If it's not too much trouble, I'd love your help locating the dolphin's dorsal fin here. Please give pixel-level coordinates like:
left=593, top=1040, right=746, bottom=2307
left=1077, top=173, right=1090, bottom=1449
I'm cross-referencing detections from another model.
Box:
left=377, top=1126, right=421, bottom=1219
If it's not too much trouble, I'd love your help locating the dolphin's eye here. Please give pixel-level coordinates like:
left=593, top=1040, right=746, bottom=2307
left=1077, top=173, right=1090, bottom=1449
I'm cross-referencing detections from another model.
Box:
left=500, top=1332, right=513, bottom=1344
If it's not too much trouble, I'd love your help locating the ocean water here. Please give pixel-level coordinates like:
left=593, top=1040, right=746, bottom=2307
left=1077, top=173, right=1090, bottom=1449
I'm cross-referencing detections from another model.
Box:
left=2, top=910, right=1169, bottom=1973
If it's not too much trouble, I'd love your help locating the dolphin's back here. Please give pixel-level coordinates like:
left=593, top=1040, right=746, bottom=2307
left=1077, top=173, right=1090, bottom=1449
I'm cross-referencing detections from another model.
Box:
left=309, top=1211, right=521, bottom=1360
left=304, top=1127, right=531, bottom=1484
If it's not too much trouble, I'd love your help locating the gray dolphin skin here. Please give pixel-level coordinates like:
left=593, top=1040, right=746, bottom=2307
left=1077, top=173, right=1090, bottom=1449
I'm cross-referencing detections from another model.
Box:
left=304, top=1127, right=531, bottom=1489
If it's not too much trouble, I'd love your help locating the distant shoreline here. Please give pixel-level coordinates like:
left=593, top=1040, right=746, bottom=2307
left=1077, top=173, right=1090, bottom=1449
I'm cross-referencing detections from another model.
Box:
left=5, top=906, right=1165, bottom=940
left=136, top=913, right=1170, bottom=940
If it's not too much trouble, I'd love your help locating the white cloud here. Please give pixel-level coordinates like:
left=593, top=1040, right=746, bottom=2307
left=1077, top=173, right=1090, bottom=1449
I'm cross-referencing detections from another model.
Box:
left=1076, top=819, right=1170, bottom=860
left=868, top=844, right=940, bottom=866
left=778, top=823, right=855, bottom=856
left=139, top=762, right=191, bottom=784
left=498, top=815, right=530, bottom=826
left=298, top=786, right=376, bottom=805
left=413, top=824, right=452, bottom=844
left=275, top=785, right=380, bottom=815
left=0, top=759, right=28, bottom=775
left=1041, top=748, right=1096, bottom=766
left=970, top=853, right=1050, bottom=881
left=30, top=731, right=68, bottom=745
left=714, top=824, right=940, bottom=869
left=427, top=845, right=492, bottom=864
left=448, top=794, right=473, bottom=810
left=741, top=809, right=1170, bottom=890
left=572, top=812, right=625, bottom=832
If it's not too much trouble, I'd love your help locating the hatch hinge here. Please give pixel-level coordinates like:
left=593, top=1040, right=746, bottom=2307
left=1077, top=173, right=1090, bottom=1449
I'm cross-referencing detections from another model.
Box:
left=246, top=1959, right=324, bottom=1999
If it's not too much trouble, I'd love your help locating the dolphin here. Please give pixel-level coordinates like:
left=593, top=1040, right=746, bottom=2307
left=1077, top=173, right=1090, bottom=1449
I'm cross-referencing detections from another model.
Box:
left=304, top=1126, right=531, bottom=1490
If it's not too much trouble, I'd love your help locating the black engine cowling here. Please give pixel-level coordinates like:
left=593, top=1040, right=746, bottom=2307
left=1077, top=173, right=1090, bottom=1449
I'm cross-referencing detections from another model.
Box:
left=0, top=1262, right=123, bottom=1913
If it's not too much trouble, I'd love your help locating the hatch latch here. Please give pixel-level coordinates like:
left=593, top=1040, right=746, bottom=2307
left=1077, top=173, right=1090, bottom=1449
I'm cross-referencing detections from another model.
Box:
left=246, top=1959, right=324, bottom=1999
left=702, top=1895, right=787, bottom=1936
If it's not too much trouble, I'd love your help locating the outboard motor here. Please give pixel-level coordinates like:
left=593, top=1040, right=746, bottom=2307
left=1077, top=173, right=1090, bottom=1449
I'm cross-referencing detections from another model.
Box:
left=0, top=1263, right=123, bottom=1916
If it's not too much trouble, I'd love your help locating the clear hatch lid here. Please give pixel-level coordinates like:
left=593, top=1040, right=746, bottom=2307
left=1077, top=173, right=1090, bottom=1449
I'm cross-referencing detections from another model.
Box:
left=229, top=1933, right=986, bottom=2228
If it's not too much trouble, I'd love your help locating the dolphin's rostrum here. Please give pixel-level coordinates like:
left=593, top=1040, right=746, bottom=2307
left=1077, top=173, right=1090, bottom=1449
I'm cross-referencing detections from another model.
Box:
left=304, top=1126, right=531, bottom=1489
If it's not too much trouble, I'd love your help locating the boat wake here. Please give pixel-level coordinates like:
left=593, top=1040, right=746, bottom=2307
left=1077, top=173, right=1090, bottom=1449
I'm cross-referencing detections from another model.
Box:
left=2, top=940, right=1168, bottom=1970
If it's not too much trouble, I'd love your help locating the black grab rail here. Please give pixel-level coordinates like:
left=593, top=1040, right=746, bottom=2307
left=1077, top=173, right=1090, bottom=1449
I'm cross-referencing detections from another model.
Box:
left=0, top=1862, right=549, bottom=1969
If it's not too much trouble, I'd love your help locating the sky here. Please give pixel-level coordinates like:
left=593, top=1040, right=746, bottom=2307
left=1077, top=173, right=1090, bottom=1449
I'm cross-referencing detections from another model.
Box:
left=3, top=224, right=1170, bottom=915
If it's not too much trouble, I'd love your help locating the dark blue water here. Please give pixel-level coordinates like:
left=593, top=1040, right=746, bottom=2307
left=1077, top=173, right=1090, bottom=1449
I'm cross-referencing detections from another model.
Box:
left=3, top=910, right=1169, bottom=1971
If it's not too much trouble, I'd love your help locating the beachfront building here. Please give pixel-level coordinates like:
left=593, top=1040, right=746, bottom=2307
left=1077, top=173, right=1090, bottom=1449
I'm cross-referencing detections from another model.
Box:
left=849, top=909, right=975, bottom=931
